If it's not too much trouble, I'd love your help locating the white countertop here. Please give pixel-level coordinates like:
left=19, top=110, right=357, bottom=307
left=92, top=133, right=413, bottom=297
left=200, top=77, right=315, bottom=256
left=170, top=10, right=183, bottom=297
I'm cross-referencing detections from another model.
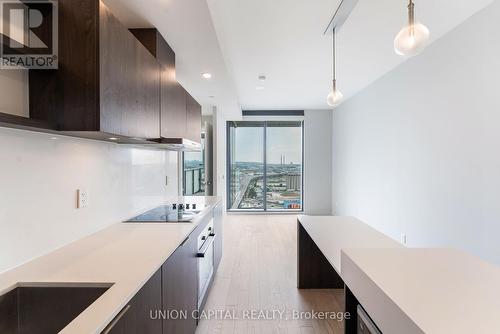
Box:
left=341, top=248, right=500, bottom=334
left=0, top=196, right=221, bottom=334
left=297, top=215, right=402, bottom=273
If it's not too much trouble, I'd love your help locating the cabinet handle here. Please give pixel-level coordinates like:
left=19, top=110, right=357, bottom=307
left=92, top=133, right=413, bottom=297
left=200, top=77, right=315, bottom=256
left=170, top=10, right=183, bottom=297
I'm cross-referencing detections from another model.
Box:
left=102, top=304, right=131, bottom=334
left=180, top=236, right=190, bottom=247
left=197, top=234, right=216, bottom=257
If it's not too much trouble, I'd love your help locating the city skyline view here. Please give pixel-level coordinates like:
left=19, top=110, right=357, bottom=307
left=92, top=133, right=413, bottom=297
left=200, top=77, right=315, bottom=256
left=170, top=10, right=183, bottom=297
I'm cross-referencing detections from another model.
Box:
left=228, top=122, right=303, bottom=211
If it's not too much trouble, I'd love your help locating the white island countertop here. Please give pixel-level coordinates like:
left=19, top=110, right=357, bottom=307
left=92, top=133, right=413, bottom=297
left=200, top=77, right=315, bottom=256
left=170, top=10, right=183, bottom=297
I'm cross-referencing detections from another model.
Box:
left=297, top=215, right=402, bottom=273
left=341, top=248, right=500, bottom=334
left=0, top=196, right=221, bottom=334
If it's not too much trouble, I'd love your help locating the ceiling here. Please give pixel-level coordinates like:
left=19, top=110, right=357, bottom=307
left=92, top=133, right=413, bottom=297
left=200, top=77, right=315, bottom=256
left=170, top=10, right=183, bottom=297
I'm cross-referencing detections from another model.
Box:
left=104, top=0, right=493, bottom=116
left=207, top=0, right=493, bottom=111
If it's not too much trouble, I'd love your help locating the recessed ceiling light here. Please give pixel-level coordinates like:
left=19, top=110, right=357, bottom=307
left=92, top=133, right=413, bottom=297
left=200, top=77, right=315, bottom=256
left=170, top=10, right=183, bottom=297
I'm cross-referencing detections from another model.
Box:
left=109, top=137, right=118, bottom=141
left=50, top=136, right=58, bottom=140
left=209, top=95, right=215, bottom=98
left=202, top=72, right=212, bottom=79
left=258, top=75, right=266, bottom=82
left=256, top=86, right=265, bottom=90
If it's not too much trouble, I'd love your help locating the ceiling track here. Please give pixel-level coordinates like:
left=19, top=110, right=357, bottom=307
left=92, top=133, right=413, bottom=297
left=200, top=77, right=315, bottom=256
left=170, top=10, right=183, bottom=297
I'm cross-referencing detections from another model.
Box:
left=324, top=0, right=359, bottom=34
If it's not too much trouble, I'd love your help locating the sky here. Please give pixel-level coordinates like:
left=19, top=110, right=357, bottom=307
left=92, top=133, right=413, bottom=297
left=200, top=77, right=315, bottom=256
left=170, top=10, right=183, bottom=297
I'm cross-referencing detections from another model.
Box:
left=233, top=125, right=302, bottom=164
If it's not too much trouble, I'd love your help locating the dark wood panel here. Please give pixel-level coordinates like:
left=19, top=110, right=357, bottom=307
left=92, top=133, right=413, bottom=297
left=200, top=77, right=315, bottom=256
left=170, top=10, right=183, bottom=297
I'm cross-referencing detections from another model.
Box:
left=132, top=269, right=162, bottom=333
left=29, top=0, right=160, bottom=140
left=155, top=34, right=175, bottom=71
left=0, top=287, right=17, bottom=334
left=344, top=286, right=359, bottom=334
left=99, top=2, right=160, bottom=139
left=130, top=29, right=158, bottom=57
left=103, top=269, right=162, bottom=334
left=130, top=28, right=175, bottom=71
left=162, top=234, right=198, bottom=334
left=297, top=220, right=344, bottom=289
left=101, top=303, right=136, bottom=334
left=186, top=91, right=201, bottom=143
left=29, top=0, right=100, bottom=131
left=161, top=79, right=187, bottom=139
left=131, top=28, right=180, bottom=140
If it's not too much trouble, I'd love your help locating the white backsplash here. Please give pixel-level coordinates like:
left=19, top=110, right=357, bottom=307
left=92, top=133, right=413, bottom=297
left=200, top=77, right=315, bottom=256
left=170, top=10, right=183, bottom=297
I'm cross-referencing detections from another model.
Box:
left=0, top=127, right=179, bottom=273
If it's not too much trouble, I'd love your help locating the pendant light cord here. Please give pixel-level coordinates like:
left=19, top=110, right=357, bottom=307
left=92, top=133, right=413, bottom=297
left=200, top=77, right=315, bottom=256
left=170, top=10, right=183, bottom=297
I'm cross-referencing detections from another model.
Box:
left=408, top=0, right=415, bottom=26
left=332, top=28, right=337, bottom=90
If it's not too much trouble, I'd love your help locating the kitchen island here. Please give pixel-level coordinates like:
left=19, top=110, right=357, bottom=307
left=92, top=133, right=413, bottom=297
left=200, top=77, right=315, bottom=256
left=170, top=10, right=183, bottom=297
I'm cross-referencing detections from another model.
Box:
left=297, top=215, right=500, bottom=334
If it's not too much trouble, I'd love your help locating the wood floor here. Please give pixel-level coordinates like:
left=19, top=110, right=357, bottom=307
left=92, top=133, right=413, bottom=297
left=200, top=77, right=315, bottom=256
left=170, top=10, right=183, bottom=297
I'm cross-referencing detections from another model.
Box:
left=196, top=215, right=345, bottom=334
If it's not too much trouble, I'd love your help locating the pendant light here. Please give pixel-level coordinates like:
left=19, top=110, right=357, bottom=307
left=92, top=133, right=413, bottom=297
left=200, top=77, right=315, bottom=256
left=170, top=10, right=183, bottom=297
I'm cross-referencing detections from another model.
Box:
left=394, top=0, right=430, bottom=56
left=327, top=28, right=343, bottom=107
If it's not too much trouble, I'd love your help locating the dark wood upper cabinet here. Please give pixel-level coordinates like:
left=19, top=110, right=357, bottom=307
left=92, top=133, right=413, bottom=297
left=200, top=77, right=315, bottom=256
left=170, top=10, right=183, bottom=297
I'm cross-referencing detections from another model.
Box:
left=29, top=0, right=160, bottom=141
left=130, top=28, right=201, bottom=145
left=130, top=29, right=175, bottom=70
left=162, top=77, right=188, bottom=140
left=186, top=92, right=202, bottom=143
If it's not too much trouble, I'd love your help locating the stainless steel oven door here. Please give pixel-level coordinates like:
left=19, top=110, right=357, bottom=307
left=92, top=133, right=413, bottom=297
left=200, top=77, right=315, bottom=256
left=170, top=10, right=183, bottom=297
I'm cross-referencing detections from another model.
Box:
left=197, top=219, right=215, bottom=308
left=357, top=305, right=381, bottom=334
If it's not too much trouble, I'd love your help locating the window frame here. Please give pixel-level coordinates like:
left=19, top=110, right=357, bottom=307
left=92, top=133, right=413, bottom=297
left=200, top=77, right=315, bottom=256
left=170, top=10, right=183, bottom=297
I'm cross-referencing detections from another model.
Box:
left=226, top=120, right=304, bottom=213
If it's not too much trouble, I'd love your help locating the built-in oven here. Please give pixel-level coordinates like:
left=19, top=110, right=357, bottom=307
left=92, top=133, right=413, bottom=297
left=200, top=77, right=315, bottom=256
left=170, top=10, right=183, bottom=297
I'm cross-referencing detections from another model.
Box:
left=197, top=219, right=215, bottom=308
left=357, top=305, right=382, bottom=334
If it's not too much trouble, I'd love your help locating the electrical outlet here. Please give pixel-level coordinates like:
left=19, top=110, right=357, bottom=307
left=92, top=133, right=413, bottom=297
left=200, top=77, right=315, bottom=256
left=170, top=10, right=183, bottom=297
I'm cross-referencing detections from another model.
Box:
left=77, top=189, right=89, bottom=208
left=400, top=233, right=407, bottom=245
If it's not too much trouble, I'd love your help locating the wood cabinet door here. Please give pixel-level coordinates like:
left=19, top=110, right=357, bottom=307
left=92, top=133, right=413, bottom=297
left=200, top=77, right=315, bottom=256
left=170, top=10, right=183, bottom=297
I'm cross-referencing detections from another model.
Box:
left=133, top=269, right=162, bottom=333
left=101, top=303, right=136, bottom=334
left=161, top=71, right=187, bottom=139
left=102, top=269, right=162, bottom=334
left=99, top=2, right=160, bottom=139
left=213, top=203, right=223, bottom=271
left=162, top=235, right=198, bottom=334
left=186, top=93, right=202, bottom=143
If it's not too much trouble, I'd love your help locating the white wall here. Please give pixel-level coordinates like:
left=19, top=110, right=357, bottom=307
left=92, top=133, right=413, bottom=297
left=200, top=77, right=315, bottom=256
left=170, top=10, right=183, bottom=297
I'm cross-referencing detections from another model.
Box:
left=332, top=1, right=500, bottom=264
left=213, top=107, right=229, bottom=210
left=304, top=110, right=332, bottom=215
left=0, top=127, right=179, bottom=273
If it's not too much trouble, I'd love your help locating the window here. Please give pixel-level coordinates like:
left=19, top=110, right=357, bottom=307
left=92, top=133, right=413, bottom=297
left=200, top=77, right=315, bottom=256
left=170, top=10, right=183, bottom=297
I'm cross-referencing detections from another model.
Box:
left=227, top=121, right=303, bottom=211
left=183, top=134, right=205, bottom=196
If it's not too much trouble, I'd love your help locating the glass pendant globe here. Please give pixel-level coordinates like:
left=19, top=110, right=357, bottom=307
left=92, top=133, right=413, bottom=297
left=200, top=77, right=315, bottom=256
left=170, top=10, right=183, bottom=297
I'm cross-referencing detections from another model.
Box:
left=394, top=22, right=430, bottom=56
left=327, top=89, right=343, bottom=107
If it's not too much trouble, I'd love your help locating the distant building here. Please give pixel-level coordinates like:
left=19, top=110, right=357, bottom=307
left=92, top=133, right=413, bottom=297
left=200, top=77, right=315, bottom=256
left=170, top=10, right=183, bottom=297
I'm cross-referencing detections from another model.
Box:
left=285, top=173, right=301, bottom=191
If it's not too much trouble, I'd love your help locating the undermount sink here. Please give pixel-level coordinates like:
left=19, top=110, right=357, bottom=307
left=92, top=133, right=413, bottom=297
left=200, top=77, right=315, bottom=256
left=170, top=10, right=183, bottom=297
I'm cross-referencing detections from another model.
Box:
left=0, top=284, right=111, bottom=334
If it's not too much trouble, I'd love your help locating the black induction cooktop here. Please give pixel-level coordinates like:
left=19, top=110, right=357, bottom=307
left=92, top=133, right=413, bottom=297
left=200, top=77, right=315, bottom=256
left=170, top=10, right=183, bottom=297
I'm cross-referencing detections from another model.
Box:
left=125, top=205, right=201, bottom=223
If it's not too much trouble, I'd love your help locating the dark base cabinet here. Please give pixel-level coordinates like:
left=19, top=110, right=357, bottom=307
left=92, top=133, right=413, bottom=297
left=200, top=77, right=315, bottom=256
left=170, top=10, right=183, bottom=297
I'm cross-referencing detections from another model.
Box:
left=103, top=206, right=222, bottom=334
left=162, top=235, right=198, bottom=334
left=297, top=221, right=344, bottom=289
left=344, top=286, right=359, bottom=334
left=102, top=270, right=162, bottom=334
